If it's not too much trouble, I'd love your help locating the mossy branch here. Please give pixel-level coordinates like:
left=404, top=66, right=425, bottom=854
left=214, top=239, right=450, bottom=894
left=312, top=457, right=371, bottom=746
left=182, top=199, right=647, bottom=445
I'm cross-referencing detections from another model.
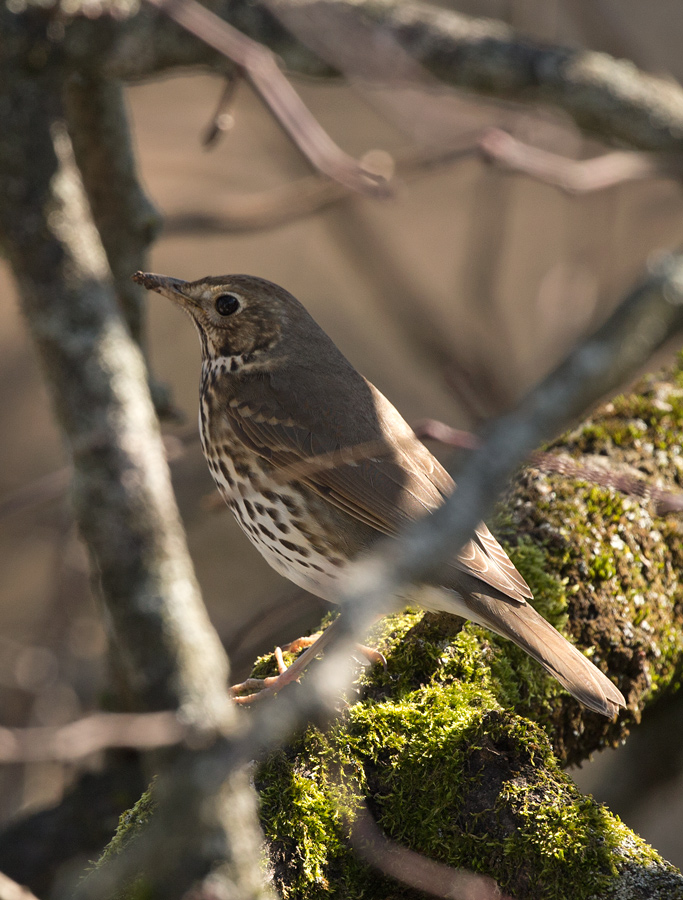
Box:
left=250, top=357, right=683, bottom=899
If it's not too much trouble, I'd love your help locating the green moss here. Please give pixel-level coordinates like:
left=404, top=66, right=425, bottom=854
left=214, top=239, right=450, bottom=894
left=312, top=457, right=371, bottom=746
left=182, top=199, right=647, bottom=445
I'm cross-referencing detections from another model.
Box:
left=257, top=645, right=673, bottom=899
left=256, top=358, right=683, bottom=898
left=98, top=783, right=156, bottom=865
left=100, top=358, right=683, bottom=899
left=85, top=783, right=156, bottom=899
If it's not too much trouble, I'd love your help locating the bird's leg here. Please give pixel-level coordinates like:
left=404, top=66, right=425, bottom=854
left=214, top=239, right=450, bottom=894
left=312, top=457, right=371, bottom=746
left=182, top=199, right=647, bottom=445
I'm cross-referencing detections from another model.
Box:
left=230, top=616, right=385, bottom=705
left=230, top=616, right=343, bottom=704
left=281, top=635, right=318, bottom=653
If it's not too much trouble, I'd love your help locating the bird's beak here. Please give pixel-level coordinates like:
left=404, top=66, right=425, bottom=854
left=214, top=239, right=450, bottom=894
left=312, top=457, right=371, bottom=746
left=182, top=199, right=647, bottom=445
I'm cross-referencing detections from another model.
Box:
left=132, top=271, right=194, bottom=308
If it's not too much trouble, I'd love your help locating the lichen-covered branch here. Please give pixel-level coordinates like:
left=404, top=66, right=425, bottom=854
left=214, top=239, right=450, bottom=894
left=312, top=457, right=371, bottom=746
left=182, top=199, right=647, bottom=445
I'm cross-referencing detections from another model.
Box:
left=0, top=78, right=224, bottom=722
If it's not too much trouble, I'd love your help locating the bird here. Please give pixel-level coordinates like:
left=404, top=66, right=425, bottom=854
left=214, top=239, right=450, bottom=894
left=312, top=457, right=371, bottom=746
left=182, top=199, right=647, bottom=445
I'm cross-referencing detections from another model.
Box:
left=133, top=270, right=625, bottom=717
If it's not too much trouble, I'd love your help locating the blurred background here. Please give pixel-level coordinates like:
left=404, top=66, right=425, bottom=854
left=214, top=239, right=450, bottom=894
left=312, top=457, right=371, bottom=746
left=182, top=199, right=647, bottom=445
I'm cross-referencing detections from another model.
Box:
left=1, top=0, right=683, bottom=870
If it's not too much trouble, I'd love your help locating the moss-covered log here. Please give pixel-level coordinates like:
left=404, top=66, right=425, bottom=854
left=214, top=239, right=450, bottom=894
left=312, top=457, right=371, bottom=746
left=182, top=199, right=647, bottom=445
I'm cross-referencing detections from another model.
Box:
left=249, top=355, right=683, bottom=899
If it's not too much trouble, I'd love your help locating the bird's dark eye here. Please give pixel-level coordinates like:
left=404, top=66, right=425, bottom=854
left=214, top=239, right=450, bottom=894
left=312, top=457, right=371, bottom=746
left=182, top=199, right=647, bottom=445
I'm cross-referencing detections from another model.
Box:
left=215, top=293, right=240, bottom=316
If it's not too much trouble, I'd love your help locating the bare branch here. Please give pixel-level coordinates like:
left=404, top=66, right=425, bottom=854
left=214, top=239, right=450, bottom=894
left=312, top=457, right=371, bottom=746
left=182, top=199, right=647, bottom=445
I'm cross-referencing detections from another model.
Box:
left=0, top=713, right=186, bottom=764
left=0, top=469, right=71, bottom=520
left=350, top=805, right=510, bottom=900
left=145, top=0, right=388, bottom=194
left=62, top=75, right=178, bottom=419
left=0, top=432, right=192, bottom=522
left=479, top=127, right=683, bottom=194
left=0, top=65, right=268, bottom=899
left=202, top=70, right=242, bottom=147
left=162, top=124, right=682, bottom=242
left=69, top=0, right=683, bottom=156
left=414, top=419, right=683, bottom=515
left=264, top=0, right=683, bottom=153
left=412, top=418, right=479, bottom=450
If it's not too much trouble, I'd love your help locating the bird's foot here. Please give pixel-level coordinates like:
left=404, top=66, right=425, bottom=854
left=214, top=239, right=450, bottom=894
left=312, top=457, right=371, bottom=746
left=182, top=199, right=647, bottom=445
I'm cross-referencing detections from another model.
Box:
left=283, top=635, right=385, bottom=669
left=229, top=630, right=386, bottom=705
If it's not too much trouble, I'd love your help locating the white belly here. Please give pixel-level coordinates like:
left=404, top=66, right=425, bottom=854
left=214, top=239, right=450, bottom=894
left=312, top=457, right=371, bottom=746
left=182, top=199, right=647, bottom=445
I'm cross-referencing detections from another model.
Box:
left=204, top=447, right=347, bottom=602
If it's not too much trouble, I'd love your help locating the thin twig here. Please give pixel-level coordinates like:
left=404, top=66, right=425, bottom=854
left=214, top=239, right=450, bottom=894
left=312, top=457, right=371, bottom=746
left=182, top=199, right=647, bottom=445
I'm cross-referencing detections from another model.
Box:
left=202, top=70, right=242, bottom=147
left=161, top=132, right=488, bottom=237
left=145, top=0, right=388, bottom=195
left=479, top=127, right=683, bottom=194
left=0, top=432, right=193, bottom=521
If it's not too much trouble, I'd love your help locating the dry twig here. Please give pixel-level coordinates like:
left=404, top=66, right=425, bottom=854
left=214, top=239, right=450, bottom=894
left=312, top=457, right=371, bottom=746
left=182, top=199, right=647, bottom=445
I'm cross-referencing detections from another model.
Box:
left=479, top=127, right=683, bottom=194
left=145, top=0, right=387, bottom=195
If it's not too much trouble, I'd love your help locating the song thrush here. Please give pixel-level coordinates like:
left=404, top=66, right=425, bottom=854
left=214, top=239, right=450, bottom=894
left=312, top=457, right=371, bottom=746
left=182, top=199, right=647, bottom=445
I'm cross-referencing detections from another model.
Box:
left=133, top=270, right=625, bottom=717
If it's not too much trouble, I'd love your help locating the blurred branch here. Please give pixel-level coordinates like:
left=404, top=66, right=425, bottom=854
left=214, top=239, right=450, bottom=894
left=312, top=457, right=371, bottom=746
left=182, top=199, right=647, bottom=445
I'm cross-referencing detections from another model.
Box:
left=350, top=805, right=510, bottom=900
left=161, top=134, right=486, bottom=236
left=0, top=872, right=39, bottom=900
left=265, top=0, right=683, bottom=153
left=0, top=754, right=146, bottom=897
left=202, top=70, right=242, bottom=146
left=479, top=128, right=683, bottom=193
left=57, top=0, right=683, bottom=155
left=0, top=469, right=71, bottom=520
left=0, top=431, right=193, bottom=522
left=413, top=419, right=683, bottom=516
left=145, top=0, right=387, bottom=194
left=0, top=713, right=186, bottom=764
left=63, top=75, right=178, bottom=419
left=163, top=126, right=683, bottom=239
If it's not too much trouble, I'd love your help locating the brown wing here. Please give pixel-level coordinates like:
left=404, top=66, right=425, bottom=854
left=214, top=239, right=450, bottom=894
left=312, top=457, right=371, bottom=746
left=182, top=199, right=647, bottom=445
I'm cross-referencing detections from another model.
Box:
left=221, top=372, right=531, bottom=605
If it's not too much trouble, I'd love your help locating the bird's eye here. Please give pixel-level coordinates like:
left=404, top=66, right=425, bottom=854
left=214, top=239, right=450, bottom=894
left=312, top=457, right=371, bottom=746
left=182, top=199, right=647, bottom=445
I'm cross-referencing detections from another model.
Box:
left=215, top=293, right=240, bottom=316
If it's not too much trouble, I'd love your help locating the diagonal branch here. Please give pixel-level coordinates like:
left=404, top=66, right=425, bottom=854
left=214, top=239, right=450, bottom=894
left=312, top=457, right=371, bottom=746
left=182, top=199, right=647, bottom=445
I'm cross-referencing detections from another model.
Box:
left=0, top=872, right=39, bottom=900
left=145, top=0, right=388, bottom=194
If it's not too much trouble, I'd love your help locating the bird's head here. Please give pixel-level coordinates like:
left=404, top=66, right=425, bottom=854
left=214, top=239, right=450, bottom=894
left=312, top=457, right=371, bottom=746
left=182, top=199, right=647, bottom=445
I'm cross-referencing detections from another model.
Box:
left=133, top=271, right=309, bottom=371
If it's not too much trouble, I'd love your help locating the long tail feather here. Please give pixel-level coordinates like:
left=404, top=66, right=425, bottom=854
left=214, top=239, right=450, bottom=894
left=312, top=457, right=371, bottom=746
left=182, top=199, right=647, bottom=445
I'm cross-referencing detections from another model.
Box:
left=464, top=594, right=625, bottom=717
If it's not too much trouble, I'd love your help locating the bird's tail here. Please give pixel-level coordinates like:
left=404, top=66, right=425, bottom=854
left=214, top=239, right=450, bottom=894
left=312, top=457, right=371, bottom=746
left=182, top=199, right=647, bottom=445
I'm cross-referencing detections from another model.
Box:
left=463, top=593, right=625, bottom=717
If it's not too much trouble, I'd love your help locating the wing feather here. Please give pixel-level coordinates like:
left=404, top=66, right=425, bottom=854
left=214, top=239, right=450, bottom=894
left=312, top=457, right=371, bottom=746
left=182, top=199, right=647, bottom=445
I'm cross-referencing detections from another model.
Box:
left=220, top=375, right=531, bottom=604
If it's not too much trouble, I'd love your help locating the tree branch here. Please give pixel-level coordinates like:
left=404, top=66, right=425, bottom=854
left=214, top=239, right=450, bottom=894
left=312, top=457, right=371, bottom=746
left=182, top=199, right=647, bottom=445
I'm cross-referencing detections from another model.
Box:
left=0, top=59, right=267, bottom=900
left=146, top=0, right=388, bottom=194
left=41, top=0, right=683, bottom=155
